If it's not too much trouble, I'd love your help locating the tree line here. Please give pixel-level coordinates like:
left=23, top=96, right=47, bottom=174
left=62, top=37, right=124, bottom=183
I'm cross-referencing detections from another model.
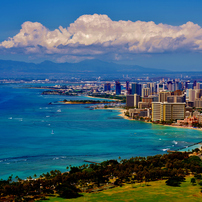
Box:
left=1, top=151, right=202, bottom=201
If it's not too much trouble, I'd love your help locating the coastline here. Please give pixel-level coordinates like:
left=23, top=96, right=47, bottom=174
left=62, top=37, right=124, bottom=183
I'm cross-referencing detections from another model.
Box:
left=109, top=107, right=202, bottom=131
left=58, top=100, right=115, bottom=105
left=86, top=95, right=121, bottom=101
left=101, top=107, right=202, bottom=151
left=97, top=107, right=131, bottom=120
left=162, top=124, right=202, bottom=131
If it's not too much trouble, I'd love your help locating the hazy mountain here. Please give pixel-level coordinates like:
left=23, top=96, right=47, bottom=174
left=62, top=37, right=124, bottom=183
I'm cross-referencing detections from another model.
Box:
left=0, top=59, right=167, bottom=79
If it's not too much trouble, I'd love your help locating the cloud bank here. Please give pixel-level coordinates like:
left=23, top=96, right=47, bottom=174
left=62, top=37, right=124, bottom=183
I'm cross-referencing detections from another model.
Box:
left=1, top=14, right=202, bottom=62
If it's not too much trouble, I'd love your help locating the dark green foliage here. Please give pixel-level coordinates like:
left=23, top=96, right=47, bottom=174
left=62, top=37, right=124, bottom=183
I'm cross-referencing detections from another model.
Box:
left=191, top=177, right=196, bottom=185
left=89, top=94, right=126, bottom=103
left=1, top=152, right=202, bottom=200
left=100, top=159, right=119, bottom=167
left=193, top=148, right=200, bottom=153
left=69, top=166, right=82, bottom=174
left=166, top=176, right=185, bottom=187
left=114, top=179, right=122, bottom=186
left=194, top=173, right=202, bottom=179
left=56, top=183, right=81, bottom=198
left=185, top=156, right=201, bottom=163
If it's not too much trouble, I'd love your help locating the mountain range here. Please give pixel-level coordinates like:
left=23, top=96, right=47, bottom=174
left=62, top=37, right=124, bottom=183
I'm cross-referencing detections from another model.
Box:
left=0, top=59, right=168, bottom=79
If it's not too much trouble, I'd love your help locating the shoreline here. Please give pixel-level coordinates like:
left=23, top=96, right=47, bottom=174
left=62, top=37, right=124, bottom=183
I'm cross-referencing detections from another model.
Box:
left=108, top=107, right=202, bottom=131
left=101, top=107, right=202, bottom=151
left=86, top=95, right=121, bottom=101
left=161, top=124, right=202, bottom=131
left=97, top=107, right=132, bottom=120
left=58, top=100, right=116, bottom=105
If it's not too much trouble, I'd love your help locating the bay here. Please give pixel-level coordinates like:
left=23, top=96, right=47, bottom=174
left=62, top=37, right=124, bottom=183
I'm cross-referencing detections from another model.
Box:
left=0, top=84, right=202, bottom=180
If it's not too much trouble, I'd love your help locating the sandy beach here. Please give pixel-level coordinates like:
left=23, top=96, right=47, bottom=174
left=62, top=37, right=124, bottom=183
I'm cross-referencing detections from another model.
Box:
left=103, top=108, right=132, bottom=120
left=110, top=108, right=202, bottom=131
left=161, top=124, right=202, bottom=131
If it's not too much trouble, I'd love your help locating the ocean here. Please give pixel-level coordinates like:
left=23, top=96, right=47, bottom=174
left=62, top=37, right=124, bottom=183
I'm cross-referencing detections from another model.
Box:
left=0, top=83, right=202, bottom=180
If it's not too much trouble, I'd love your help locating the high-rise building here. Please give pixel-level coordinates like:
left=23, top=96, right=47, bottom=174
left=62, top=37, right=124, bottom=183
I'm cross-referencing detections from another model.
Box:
left=152, top=102, right=185, bottom=121
left=167, top=95, right=186, bottom=103
left=162, top=103, right=185, bottom=121
left=160, top=103, right=172, bottom=121
left=196, top=83, right=202, bottom=90
left=159, top=91, right=171, bottom=102
left=142, top=88, right=151, bottom=97
left=172, top=90, right=183, bottom=95
left=115, top=81, right=121, bottom=95
left=126, top=94, right=140, bottom=108
left=104, top=83, right=111, bottom=92
left=126, top=95, right=134, bottom=107
left=195, top=89, right=201, bottom=99
left=185, top=81, right=190, bottom=89
left=172, top=103, right=186, bottom=120
left=138, top=102, right=151, bottom=109
left=187, top=83, right=193, bottom=89
left=157, top=83, right=164, bottom=93
left=131, top=83, right=137, bottom=94
left=142, top=84, right=147, bottom=89
left=148, top=82, right=155, bottom=94
left=175, top=81, right=180, bottom=91
left=142, top=97, right=153, bottom=104
left=178, top=82, right=183, bottom=91
left=150, top=95, right=159, bottom=102
left=167, top=81, right=173, bottom=91
left=131, top=83, right=142, bottom=96
left=188, top=89, right=196, bottom=102
left=126, top=81, right=130, bottom=91
left=134, top=94, right=140, bottom=107
left=152, top=102, right=161, bottom=121
left=138, top=83, right=142, bottom=96
left=195, top=98, right=202, bottom=108
left=193, top=80, right=197, bottom=88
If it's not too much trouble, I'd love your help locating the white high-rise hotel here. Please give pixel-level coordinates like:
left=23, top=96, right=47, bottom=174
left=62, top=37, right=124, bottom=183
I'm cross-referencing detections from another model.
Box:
left=152, top=102, right=185, bottom=122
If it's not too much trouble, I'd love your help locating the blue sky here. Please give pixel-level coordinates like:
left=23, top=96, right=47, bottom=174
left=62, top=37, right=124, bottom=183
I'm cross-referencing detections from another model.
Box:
left=1, top=0, right=202, bottom=71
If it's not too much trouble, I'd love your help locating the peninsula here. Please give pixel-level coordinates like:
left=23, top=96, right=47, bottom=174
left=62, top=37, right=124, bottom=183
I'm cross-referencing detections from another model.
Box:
left=57, top=99, right=118, bottom=105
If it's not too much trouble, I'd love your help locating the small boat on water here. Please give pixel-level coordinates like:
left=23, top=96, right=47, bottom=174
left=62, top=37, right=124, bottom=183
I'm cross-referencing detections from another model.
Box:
left=51, top=130, right=54, bottom=134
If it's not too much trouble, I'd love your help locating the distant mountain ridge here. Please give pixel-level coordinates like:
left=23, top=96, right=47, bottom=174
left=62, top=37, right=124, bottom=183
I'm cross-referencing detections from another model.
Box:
left=0, top=59, right=167, bottom=78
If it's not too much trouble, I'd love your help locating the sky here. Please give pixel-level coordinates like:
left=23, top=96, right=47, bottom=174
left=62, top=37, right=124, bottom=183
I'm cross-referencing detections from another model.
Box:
left=1, top=0, right=202, bottom=71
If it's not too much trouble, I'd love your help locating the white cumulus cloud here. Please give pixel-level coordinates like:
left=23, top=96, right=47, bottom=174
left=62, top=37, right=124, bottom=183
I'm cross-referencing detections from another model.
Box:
left=1, top=14, right=202, bottom=62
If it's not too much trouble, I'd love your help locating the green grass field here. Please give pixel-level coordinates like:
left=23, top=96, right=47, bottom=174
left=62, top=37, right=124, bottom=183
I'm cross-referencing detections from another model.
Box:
left=38, top=177, right=202, bottom=202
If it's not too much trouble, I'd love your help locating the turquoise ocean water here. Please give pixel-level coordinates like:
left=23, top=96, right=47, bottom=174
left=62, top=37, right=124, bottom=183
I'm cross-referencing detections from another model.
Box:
left=0, top=84, right=202, bottom=180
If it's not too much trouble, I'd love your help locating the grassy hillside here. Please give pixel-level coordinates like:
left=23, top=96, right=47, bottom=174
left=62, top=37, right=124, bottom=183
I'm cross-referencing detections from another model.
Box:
left=39, top=176, right=202, bottom=202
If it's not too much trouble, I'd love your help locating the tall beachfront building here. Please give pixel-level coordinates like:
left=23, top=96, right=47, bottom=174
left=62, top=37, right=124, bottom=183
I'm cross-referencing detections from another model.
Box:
left=152, top=102, right=185, bottom=122
left=152, top=102, right=161, bottom=121
left=126, top=94, right=140, bottom=108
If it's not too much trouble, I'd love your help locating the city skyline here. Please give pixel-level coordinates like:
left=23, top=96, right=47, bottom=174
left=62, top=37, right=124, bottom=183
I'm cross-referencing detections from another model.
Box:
left=1, top=0, right=202, bottom=71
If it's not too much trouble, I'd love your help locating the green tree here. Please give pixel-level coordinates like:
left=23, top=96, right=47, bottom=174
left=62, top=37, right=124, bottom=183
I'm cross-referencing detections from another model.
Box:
left=191, top=178, right=196, bottom=185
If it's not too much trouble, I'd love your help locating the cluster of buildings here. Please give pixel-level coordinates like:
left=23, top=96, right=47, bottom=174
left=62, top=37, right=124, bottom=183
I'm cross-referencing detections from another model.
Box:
left=123, top=79, right=202, bottom=125
left=18, top=77, right=202, bottom=127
